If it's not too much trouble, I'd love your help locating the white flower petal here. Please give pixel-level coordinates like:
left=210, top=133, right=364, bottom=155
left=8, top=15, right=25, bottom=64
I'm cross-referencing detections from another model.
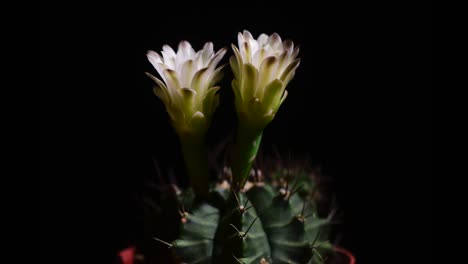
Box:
left=191, top=68, right=211, bottom=93
left=280, top=59, right=301, bottom=86
left=252, top=48, right=267, bottom=69
left=268, top=33, right=283, bottom=52
left=147, top=51, right=168, bottom=79
left=147, top=50, right=163, bottom=65
left=162, top=45, right=176, bottom=57
left=146, top=72, right=170, bottom=104
left=237, top=32, right=245, bottom=47
left=282, top=40, right=294, bottom=53
left=257, top=56, right=278, bottom=98
left=240, top=42, right=252, bottom=63
left=243, top=30, right=253, bottom=39
left=209, top=64, right=225, bottom=87
left=243, top=30, right=258, bottom=54
left=177, top=40, right=195, bottom=63
left=145, top=72, right=167, bottom=90
left=163, top=69, right=181, bottom=91
left=257, top=34, right=269, bottom=47
left=155, top=63, right=169, bottom=82
left=162, top=45, right=176, bottom=69
left=291, top=46, right=300, bottom=60
left=201, top=42, right=214, bottom=66
left=207, top=48, right=227, bottom=70
left=275, top=52, right=290, bottom=77
left=180, top=60, right=195, bottom=88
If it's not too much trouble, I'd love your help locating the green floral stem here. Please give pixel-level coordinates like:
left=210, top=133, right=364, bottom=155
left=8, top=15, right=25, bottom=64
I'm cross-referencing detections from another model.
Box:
left=180, top=134, right=209, bottom=197
left=231, top=123, right=263, bottom=189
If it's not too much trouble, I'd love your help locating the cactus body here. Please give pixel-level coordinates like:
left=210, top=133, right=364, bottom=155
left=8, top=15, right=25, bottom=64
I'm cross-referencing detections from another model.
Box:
left=169, top=180, right=332, bottom=264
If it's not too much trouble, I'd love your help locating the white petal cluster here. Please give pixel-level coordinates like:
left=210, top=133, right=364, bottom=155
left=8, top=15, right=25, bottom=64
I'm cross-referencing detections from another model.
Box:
left=230, top=30, right=300, bottom=129
left=147, top=41, right=226, bottom=135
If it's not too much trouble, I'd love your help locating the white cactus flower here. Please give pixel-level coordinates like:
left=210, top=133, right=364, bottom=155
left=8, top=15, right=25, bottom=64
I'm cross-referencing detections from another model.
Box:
left=230, top=30, right=300, bottom=130
left=146, top=41, right=226, bottom=136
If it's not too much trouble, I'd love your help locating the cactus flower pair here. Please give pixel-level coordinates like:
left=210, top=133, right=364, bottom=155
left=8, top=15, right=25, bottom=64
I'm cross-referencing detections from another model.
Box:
left=147, top=30, right=300, bottom=136
left=146, top=31, right=301, bottom=195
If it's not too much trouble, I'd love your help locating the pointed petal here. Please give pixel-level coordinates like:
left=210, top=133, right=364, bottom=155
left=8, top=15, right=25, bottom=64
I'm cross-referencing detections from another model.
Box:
left=162, top=45, right=176, bottom=57
left=153, top=63, right=168, bottom=81
left=231, top=44, right=244, bottom=75
left=282, top=40, right=294, bottom=53
left=257, top=34, right=269, bottom=47
left=209, top=64, right=225, bottom=87
left=262, top=79, right=284, bottom=112
left=145, top=72, right=167, bottom=90
left=241, top=63, right=258, bottom=101
left=178, top=41, right=194, bottom=57
left=147, top=50, right=163, bottom=67
left=257, top=56, right=279, bottom=97
left=243, top=30, right=258, bottom=53
left=178, top=87, right=197, bottom=114
left=280, top=59, right=300, bottom=86
left=191, top=68, right=210, bottom=93
left=275, top=52, right=291, bottom=77
left=238, top=32, right=245, bottom=46
left=179, top=87, right=197, bottom=96
left=240, top=42, right=252, bottom=63
left=163, top=69, right=181, bottom=91
left=153, top=86, right=170, bottom=105
left=243, top=30, right=253, bottom=39
left=291, top=46, right=300, bottom=60
left=275, top=90, right=289, bottom=112
left=201, top=42, right=214, bottom=65
left=268, top=33, right=283, bottom=52
left=252, top=48, right=267, bottom=68
left=146, top=72, right=170, bottom=103
left=207, top=48, right=227, bottom=70
left=180, top=60, right=195, bottom=88
left=162, top=45, right=176, bottom=69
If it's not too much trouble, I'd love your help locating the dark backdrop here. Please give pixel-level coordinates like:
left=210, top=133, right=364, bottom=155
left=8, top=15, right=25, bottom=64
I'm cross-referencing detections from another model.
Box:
left=41, top=2, right=432, bottom=263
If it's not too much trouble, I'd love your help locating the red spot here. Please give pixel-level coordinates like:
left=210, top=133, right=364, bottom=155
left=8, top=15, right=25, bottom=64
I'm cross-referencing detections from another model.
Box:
left=118, top=246, right=136, bottom=264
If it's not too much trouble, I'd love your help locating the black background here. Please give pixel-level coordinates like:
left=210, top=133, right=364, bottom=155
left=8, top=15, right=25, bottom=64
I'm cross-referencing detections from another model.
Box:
left=41, top=2, right=431, bottom=263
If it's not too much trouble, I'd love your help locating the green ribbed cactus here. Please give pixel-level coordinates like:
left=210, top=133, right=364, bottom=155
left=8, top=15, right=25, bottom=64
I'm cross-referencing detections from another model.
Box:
left=165, top=179, right=333, bottom=264
left=146, top=30, right=336, bottom=263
